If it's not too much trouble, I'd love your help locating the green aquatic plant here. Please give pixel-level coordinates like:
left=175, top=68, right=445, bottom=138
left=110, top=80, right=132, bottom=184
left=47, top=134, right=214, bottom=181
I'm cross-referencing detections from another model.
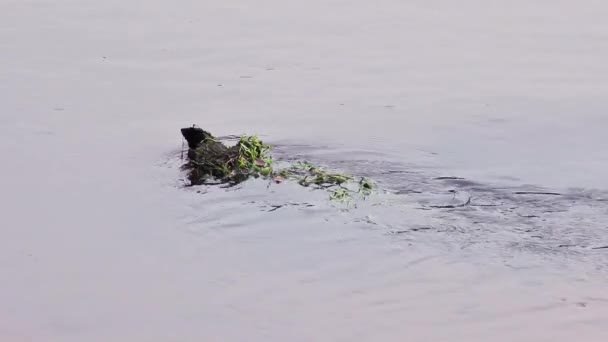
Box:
left=181, top=126, right=374, bottom=201
left=277, top=161, right=374, bottom=202
left=237, top=135, right=273, bottom=171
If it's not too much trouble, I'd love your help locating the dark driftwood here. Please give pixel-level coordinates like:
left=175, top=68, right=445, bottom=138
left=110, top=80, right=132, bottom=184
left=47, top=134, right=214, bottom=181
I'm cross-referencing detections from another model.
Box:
left=181, top=126, right=213, bottom=149
left=180, top=126, right=242, bottom=185
left=179, top=126, right=374, bottom=201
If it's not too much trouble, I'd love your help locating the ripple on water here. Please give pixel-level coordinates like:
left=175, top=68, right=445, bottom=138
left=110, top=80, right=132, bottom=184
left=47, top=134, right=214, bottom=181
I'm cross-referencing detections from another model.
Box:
left=266, top=141, right=608, bottom=268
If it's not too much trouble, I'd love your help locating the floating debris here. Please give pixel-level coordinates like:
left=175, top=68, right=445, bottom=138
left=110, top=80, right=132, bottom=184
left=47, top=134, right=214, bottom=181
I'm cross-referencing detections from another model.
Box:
left=180, top=126, right=374, bottom=202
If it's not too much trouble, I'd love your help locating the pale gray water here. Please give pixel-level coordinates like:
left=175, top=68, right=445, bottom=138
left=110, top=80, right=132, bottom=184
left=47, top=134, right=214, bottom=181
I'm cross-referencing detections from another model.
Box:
left=1, top=0, right=608, bottom=341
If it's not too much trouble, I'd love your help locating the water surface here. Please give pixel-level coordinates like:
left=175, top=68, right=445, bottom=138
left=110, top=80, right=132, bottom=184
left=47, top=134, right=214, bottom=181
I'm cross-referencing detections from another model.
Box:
left=1, top=0, right=608, bottom=341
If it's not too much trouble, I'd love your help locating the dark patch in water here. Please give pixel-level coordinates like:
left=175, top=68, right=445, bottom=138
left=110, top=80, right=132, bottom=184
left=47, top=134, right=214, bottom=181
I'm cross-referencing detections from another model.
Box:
left=394, top=189, right=423, bottom=194
left=270, top=141, right=608, bottom=262
left=384, top=170, right=416, bottom=174
left=442, top=179, right=483, bottom=187
left=390, top=227, right=433, bottom=234
left=259, top=202, right=315, bottom=212
left=514, top=191, right=562, bottom=196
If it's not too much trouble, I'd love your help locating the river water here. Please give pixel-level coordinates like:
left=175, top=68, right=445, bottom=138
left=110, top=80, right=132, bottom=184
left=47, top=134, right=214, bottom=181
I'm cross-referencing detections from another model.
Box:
left=1, top=0, right=608, bottom=341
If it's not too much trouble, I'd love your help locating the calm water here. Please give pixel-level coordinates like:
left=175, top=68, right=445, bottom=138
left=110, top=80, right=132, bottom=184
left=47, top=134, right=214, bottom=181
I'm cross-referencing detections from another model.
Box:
left=1, top=0, right=608, bottom=341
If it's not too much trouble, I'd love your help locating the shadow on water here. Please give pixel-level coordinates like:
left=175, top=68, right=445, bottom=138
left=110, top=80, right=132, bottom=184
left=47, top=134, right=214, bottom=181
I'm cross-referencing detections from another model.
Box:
left=270, top=141, right=608, bottom=261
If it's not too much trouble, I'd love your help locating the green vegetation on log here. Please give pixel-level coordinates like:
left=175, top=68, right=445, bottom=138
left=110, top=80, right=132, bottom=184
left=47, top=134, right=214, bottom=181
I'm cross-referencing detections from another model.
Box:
left=181, top=127, right=374, bottom=202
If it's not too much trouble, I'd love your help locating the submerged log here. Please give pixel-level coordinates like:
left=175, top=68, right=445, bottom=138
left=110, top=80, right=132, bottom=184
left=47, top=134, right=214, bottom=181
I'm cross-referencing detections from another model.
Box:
left=181, top=126, right=213, bottom=149
left=180, top=126, right=242, bottom=185
left=179, top=125, right=374, bottom=201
